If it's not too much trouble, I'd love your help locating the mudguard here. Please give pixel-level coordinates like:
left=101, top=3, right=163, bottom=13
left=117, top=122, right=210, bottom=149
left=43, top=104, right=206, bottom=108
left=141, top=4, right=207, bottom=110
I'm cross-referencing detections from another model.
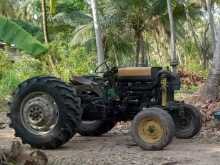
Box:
left=70, top=76, right=102, bottom=96
left=70, top=76, right=98, bottom=86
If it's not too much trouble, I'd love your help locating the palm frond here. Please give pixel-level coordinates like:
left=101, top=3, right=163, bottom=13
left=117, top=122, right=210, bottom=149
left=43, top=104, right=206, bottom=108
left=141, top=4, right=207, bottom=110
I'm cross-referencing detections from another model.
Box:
left=70, top=24, right=94, bottom=46
left=53, top=11, right=92, bottom=28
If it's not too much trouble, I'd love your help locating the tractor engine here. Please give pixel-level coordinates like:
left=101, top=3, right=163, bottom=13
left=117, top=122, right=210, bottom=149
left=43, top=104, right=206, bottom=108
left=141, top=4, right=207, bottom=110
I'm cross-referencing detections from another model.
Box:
left=117, top=67, right=162, bottom=105
left=115, top=67, right=181, bottom=119
left=70, top=66, right=181, bottom=121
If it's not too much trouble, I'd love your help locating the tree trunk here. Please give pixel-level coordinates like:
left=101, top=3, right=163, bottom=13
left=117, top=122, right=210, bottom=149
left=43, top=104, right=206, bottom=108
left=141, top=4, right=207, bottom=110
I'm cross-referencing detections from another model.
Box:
left=140, top=34, right=147, bottom=66
left=41, top=0, right=49, bottom=44
left=135, top=31, right=147, bottom=67
left=201, top=26, right=220, bottom=100
left=90, top=0, right=105, bottom=67
left=183, top=0, right=209, bottom=69
left=206, top=0, right=216, bottom=51
left=167, top=0, right=178, bottom=73
left=135, top=36, right=140, bottom=67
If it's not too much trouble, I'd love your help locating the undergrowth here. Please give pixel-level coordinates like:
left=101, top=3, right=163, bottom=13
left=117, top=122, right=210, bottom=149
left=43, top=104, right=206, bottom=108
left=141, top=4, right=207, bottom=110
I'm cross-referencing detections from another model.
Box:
left=0, top=44, right=206, bottom=111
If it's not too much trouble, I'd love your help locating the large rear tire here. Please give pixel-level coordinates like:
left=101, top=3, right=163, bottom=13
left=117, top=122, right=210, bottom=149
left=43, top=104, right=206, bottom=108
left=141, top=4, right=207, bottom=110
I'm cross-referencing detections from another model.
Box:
left=8, top=76, right=82, bottom=149
left=131, top=108, right=175, bottom=151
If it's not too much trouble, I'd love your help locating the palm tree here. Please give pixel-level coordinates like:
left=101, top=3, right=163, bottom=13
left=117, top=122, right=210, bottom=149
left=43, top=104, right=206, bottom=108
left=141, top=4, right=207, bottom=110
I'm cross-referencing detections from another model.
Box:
left=201, top=25, right=220, bottom=100
left=41, top=0, right=49, bottom=43
left=182, top=0, right=209, bottom=68
left=167, top=0, right=178, bottom=73
left=52, top=0, right=105, bottom=67
left=206, top=0, right=216, bottom=51
left=52, top=0, right=199, bottom=67
left=112, top=0, right=191, bottom=66
left=200, top=0, right=220, bottom=99
left=90, top=0, right=105, bottom=67
left=111, top=0, right=150, bottom=66
left=53, top=2, right=134, bottom=66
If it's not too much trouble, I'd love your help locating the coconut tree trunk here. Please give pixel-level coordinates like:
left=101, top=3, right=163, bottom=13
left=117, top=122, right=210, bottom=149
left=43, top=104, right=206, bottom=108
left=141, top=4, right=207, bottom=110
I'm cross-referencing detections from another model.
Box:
left=140, top=34, right=146, bottom=66
left=183, top=0, right=209, bottom=69
left=202, top=26, right=220, bottom=100
left=135, top=31, right=147, bottom=67
left=167, top=0, right=178, bottom=73
left=90, top=0, right=105, bottom=67
left=135, top=34, right=140, bottom=66
left=41, top=0, right=49, bottom=44
left=206, top=0, right=216, bottom=51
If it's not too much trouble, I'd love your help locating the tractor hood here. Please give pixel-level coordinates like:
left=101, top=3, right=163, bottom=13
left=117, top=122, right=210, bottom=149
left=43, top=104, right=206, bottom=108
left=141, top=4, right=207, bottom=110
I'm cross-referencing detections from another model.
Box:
left=117, top=67, right=162, bottom=79
left=117, top=67, right=180, bottom=90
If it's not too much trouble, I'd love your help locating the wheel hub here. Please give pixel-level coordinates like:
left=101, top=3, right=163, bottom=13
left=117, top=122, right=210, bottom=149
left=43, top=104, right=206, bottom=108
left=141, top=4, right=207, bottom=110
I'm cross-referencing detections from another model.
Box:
left=28, top=105, right=44, bottom=123
left=20, top=92, right=59, bottom=135
left=138, top=118, right=163, bottom=144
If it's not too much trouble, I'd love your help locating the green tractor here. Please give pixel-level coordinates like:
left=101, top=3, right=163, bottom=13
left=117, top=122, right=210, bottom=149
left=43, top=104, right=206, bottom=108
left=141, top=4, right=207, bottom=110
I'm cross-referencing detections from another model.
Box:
left=8, top=62, right=202, bottom=150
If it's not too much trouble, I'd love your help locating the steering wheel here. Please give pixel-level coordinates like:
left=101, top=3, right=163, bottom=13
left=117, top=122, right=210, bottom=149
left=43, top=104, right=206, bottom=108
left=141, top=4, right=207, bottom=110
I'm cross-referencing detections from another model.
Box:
left=95, top=61, right=110, bottom=74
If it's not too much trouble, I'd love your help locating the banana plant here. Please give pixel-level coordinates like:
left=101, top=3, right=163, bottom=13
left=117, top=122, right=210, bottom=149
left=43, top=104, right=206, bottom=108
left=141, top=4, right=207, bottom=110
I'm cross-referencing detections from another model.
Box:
left=0, top=16, right=48, bottom=56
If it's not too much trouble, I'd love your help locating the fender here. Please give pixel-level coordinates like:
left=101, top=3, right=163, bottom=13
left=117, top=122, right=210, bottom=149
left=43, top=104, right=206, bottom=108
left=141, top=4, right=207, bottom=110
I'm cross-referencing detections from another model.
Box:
left=70, top=76, right=102, bottom=96
left=70, top=76, right=98, bottom=86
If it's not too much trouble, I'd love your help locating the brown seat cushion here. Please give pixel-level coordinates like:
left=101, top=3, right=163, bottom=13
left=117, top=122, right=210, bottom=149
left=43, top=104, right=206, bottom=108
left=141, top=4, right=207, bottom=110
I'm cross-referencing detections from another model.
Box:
left=118, top=67, right=152, bottom=77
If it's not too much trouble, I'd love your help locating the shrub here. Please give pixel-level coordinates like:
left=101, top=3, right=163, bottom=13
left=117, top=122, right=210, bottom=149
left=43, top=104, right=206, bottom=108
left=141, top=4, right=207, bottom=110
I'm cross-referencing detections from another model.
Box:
left=0, top=42, right=97, bottom=100
left=0, top=51, right=44, bottom=99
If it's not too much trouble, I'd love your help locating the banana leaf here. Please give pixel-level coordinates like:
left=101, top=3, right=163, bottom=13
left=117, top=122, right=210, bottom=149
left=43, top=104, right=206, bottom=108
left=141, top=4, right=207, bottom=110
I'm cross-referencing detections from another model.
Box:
left=0, top=16, right=48, bottom=57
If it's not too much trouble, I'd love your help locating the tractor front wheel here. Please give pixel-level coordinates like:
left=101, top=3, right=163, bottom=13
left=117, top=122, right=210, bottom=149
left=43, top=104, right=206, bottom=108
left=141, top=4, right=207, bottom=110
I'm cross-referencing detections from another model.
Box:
left=131, top=108, right=175, bottom=151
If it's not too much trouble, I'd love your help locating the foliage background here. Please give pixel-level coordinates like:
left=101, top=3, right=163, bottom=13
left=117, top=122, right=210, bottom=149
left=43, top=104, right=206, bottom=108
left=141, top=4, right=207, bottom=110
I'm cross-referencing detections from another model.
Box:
left=0, top=0, right=218, bottom=101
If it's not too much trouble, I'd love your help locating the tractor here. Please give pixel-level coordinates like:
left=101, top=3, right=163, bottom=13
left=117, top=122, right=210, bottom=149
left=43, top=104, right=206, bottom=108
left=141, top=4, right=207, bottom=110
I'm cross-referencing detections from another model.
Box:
left=8, top=62, right=202, bottom=150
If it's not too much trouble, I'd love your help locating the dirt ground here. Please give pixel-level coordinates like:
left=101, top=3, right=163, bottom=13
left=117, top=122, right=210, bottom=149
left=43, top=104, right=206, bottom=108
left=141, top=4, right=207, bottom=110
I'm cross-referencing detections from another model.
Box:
left=1, top=112, right=220, bottom=165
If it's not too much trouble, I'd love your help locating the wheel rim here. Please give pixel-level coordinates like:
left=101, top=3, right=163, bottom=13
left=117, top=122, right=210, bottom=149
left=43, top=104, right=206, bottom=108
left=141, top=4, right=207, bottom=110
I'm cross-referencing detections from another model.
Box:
left=137, top=118, right=163, bottom=144
left=20, top=92, right=59, bottom=135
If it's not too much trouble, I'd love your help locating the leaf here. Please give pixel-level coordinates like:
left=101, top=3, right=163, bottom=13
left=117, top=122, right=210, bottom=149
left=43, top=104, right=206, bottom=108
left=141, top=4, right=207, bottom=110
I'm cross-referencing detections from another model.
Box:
left=70, top=24, right=94, bottom=47
left=0, top=16, right=48, bottom=57
left=53, top=11, right=92, bottom=28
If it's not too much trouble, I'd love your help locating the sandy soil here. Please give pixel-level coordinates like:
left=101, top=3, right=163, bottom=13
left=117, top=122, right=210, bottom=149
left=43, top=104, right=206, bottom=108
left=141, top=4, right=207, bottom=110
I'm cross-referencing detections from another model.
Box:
left=1, top=111, right=220, bottom=165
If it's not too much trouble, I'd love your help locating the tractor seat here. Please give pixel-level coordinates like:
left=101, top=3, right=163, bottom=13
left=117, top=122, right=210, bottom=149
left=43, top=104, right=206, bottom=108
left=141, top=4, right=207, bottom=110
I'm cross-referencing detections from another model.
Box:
left=118, top=67, right=152, bottom=77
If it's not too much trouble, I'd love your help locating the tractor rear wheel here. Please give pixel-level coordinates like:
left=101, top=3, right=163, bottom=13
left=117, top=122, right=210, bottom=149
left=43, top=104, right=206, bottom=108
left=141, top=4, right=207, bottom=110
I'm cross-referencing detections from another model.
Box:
left=131, top=108, right=175, bottom=151
left=173, top=104, right=202, bottom=139
left=8, top=76, right=82, bottom=149
left=77, top=120, right=116, bottom=136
